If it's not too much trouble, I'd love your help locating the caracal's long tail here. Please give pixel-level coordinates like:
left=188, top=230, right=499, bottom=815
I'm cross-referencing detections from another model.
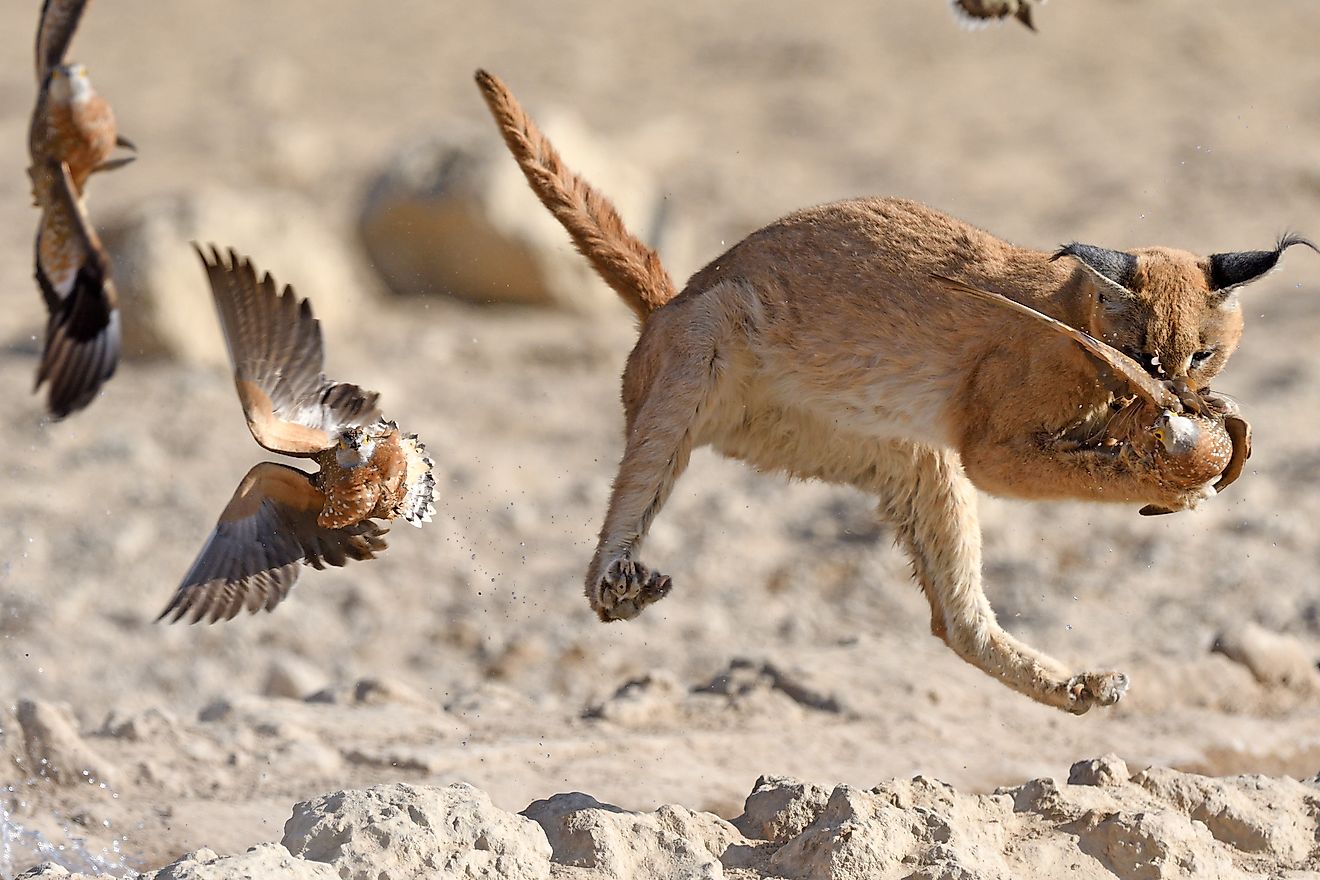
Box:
left=474, top=69, right=677, bottom=321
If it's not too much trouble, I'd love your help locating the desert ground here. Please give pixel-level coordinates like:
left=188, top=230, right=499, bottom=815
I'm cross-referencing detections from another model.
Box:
left=4, top=0, right=1320, bottom=877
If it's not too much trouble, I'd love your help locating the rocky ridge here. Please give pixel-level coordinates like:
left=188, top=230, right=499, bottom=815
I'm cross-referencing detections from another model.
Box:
left=16, top=758, right=1320, bottom=880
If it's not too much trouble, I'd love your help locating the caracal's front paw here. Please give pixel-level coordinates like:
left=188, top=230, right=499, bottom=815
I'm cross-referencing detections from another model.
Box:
left=1062, top=670, right=1129, bottom=714
left=590, top=557, right=672, bottom=622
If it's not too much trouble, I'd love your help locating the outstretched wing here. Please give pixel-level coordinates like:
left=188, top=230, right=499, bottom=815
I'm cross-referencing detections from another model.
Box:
left=949, top=0, right=1035, bottom=31
left=35, top=0, right=90, bottom=83
left=396, top=429, right=437, bottom=527
left=196, top=245, right=381, bottom=456
left=33, top=159, right=119, bottom=418
left=932, top=274, right=1177, bottom=410
left=159, top=462, right=389, bottom=624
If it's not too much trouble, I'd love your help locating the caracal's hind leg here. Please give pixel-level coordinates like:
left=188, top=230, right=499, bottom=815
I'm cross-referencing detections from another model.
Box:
left=872, top=443, right=1129, bottom=714
left=586, top=302, right=731, bottom=622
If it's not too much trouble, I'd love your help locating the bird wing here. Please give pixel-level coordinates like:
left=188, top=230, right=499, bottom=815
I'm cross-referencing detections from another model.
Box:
left=35, top=0, right=90, bottom=83
left=196, top=245, right=382, bottom=456
left=932, top=274, right=1177, bottom=410
left=33, top=159, right=119, bottom=418
left=949, top=0, right=1035, bottom=30
left=158, top=462, right=389, bottom=624
left=396, top=429, right=437, bottom=526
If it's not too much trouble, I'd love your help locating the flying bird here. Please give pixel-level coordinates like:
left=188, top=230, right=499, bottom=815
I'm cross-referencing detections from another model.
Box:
left=32, top=159, right=119, bottom=418
left=29, top=0, right=135, bottom=196
left=950, top=0, right=1039, bottom=31
left=28, top=0, right=134, bottom=418
left=158, top=247, right=436, bottom=624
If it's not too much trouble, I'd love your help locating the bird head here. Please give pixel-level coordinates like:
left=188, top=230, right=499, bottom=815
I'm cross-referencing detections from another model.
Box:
left=335, top=427, right=376, bottom=467
left=1152, top=411, right=1201, bottom=457
left=48, top=64, right=93, bottom=102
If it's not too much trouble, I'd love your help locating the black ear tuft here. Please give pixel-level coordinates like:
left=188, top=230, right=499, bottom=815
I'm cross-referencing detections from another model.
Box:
left=1051, top=242, right=1137, bottom=292
left=1208, top=234, right=1320, bottom=291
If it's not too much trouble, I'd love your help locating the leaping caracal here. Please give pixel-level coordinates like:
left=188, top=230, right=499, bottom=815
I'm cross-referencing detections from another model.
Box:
left=475, top=70, right=1314, bottom=714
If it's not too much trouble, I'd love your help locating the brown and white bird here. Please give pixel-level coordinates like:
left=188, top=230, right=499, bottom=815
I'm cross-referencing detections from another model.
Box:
left=157, top=247, right=436, bottom=624
left=28, top=0, right=134, bottom=418
left=950, top=0, right=1039, bottom=31
left=29, top=0, right=135, bottom=196
left=934, top=274, right=1248, bottom=510
left=32, top=158, right=119, bottom=418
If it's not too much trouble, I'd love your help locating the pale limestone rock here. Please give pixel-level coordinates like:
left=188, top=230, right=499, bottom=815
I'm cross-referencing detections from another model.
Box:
left=305, top=676, right=435, bottom=709
left=14, top=699, right=114, bottom=787
left=522, top=791, right=723, bottom=879
left=261, top=656, right=328, bottom=701
left=1134, top=767, right=1319, bottom=866
left=358, top=114, right=691, bottom=313
left=152, top=844, right=337, bottom=879
left=1211, top=623, right=1320, bottom=691
left=733, top=775, right=831, bottom=844
left=769, top=777, right=1019, bottom=880
left=100, top=706, right=183, bottom=743
left=1068, top=753, right=1131, bottom=787
left=282, top=782, right=552, bottom=880
left=102, top=187, right=372, bottom=365
left=584, top=670, right=686, bottom=726
left=1077, top=810, right=1243, bottom=880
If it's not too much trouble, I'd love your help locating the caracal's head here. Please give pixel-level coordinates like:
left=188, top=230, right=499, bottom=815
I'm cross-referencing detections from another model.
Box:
left=1054, top=236, right=1318, bottom=385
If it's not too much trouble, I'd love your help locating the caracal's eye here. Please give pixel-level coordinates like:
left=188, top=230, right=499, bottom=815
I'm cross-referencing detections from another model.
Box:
left=1191, top=349, right=1215, bottom=366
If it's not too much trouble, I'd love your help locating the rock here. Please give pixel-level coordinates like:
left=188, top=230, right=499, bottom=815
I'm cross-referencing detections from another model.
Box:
left=262, top=656, right=328, bottom=701
left=1210, top=623, right=1320, bottom=691
left=153, top=844, right=337, bottom=879
left=733, top=775, right=831, bottom=844
left=1133, top=767, right=1317, bottom=865
left=102, top=187, right=372, bottom=365
left=767, top=784, right=921, bottom=880
left=100, top=706, right=183, bottom=743
left=1068, top=754, right=1131, bottom=787
left=522, top=791, right=724, bottom=879
left=696, top=658, right=843, bottom=713
left=15, top=867, right=113, bottom=880
left=282, top=782, right=551, bottom=880
left=305, top=677, right=435, bottom=709
left=584, top=670, right=686, bottom=726
left=15, top=867, right=73, bottom=879
left=14, top=699, right=115, bottom=786
left=1077, top=810, right=1239, bottom=880
left=357, top=114, right=687, bottom=312
left=444, top=683, right=540, bottom=722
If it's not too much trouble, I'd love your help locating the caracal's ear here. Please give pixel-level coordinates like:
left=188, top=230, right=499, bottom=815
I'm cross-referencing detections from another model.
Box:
left=1051, top=242, right=1136, bottom=313
left=1205, top=234, right=1320, bottom=306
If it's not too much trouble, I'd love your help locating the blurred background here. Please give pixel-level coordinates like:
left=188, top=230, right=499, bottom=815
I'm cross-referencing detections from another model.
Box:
left=3, top=0, right=1320, bottom=873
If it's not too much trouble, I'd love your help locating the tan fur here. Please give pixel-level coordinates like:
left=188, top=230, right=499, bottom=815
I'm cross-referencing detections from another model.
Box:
left=479, top=72, right=1270, bottom=714
left=474, top=70, right=675, bottom=320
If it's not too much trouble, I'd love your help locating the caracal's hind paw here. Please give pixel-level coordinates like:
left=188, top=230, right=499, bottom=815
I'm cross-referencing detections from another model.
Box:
left=1063, top=670, right=1130, bottom=714
left=592, top=557, right=672, bottom=622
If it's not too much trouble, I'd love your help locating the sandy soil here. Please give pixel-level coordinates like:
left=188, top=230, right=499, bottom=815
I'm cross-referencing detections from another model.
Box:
left=3, top=0, right=1320, bottom=875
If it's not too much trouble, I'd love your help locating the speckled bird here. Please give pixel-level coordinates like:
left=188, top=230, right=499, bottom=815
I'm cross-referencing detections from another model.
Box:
left=32, top=158, right=119, bottom=418
left=157, top=247, right=436, bottom=624
left=27, top=0, right=134, bottom=418
left=28, top=0, right=135, bottom=197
